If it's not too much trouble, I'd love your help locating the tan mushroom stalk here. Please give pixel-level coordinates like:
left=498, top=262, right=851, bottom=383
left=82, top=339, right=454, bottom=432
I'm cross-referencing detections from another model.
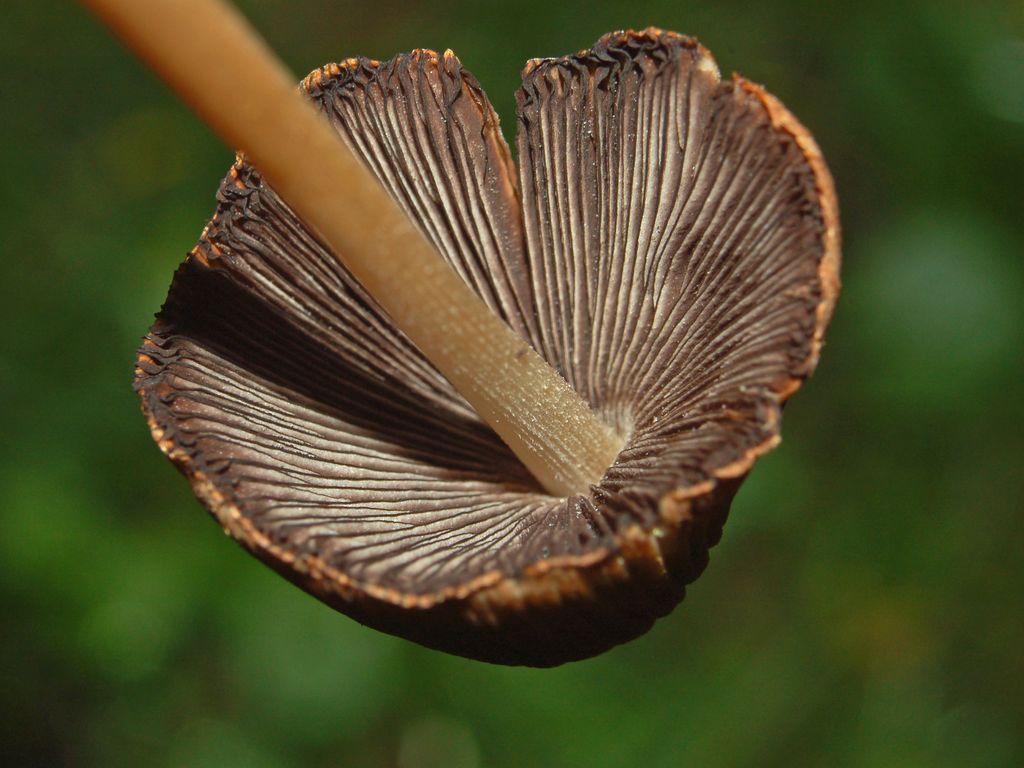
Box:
left=103, top=1, right=840, bottom=665
left=82, top=0, right=623, bottom=497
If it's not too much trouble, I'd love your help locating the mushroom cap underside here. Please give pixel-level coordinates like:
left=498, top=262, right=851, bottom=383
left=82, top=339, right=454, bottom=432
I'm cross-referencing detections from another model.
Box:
left=135, top=28, right=840, bottom=666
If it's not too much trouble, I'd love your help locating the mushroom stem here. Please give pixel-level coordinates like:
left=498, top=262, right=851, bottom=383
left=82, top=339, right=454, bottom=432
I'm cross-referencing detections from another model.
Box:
left=82, top=0, right=624, bottom=496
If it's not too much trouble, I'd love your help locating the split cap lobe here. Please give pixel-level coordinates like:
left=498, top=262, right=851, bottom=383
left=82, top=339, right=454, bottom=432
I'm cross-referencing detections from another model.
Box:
left=136, top=29, right=840, bottom=666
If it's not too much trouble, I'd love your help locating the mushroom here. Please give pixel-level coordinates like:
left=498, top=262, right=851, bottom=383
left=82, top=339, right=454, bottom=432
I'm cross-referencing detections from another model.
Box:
left=135, top=28, right=839, bottom=666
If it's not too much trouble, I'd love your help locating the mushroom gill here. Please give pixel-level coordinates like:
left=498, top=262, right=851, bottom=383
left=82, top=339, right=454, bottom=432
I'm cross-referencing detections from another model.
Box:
left=135, top=28, right=840, bottom=666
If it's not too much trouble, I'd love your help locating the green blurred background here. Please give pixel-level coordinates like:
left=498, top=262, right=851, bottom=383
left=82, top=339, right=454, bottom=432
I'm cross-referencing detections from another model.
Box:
left=3, top=1, right=1022, bottom=765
